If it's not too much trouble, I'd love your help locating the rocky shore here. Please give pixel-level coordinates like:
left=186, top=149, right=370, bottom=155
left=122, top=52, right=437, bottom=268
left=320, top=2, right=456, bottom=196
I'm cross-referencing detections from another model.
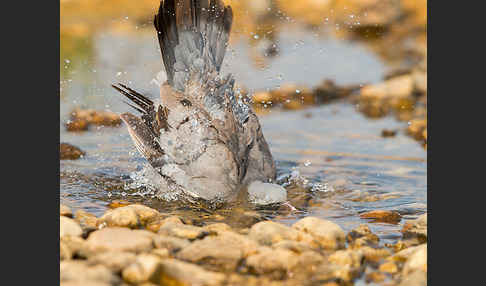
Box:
left=60, top=203, right=427, bottom=285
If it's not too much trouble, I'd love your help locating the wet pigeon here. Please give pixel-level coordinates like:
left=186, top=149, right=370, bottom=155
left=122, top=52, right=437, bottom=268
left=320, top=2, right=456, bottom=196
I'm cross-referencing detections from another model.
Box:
left=112, top=0, right=277, bottom=202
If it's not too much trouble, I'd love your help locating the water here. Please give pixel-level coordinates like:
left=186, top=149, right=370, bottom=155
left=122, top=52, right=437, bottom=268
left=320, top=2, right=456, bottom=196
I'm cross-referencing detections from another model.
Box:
left=60, top=26, right=426, bottom=245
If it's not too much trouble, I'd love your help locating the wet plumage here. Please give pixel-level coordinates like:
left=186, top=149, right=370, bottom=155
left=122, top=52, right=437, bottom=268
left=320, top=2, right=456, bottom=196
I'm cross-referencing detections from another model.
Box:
left=112, top=0, right=276, bottom=201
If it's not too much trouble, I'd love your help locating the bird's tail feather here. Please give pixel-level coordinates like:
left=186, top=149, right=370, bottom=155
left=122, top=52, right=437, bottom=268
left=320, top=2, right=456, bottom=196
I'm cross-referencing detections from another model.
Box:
left=154, top=0, right=233, bottom=91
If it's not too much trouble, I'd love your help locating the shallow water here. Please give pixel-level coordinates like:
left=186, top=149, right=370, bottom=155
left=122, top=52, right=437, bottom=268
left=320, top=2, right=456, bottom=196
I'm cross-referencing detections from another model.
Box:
left=60, top=26, right=426, bottom=245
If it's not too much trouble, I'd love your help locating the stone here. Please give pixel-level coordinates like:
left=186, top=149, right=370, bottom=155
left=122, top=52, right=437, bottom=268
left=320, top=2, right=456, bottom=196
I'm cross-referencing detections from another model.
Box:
left=247, top=181, right=287, bottom=205
left=248, top=221, right=317, bottom=248
left=360, top=75, right=413, bottom=100
left=379, top=261, right=398, bottom=274
left=359, top=246, right=392, bottom=263
left=176, top=231, right=259, bottom=271
left=360, top=210, right=402, bottom=224
left=246, top=247, right=299, bottom=279
left=70, top=108, right=121, bottom=127
left=60, top=143, right=85, bottom=160
left=401, top=213, right=427, bottom=243
left=60, top=216, right=83, bottom=238
left=61, top=236, right=86, bottom=258
left=159, top=259, right=226, bottom=286
left=203, top=223, right=232, bottom=233
left=292, top=217, right=346, bottom=250
left=99, top=204, right=160, bottom=229
left=153, top=235, right=191, bottom=253
left=346, top=224, right=380, bottom=248
left=60, top=204, right=73, bottom=217
left=158, top=223, right=212, bottom=240
left=122, top=254, right=162, bottom=284
left=272, top=240, right=315, bottom=254
left=402, top=244, right=427, bottom=276
left=88, top=251, right=136, bottom=273
left=74, top=210, right=98, bottom=232
left=83, top=227, right=154, bottom=256
left=365, top=271, right=386, bottom=283
left=60, top=260, right=121, bottom=285
left=328, top=249, right=363, bottom=268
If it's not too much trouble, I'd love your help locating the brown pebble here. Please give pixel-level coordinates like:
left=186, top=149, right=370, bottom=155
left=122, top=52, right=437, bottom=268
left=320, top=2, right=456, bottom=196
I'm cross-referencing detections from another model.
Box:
left=381, top=129, right=397, bottom=137
left=360, top=210, right=402, bottom=224
left=60, top=143, right=85, bottom=160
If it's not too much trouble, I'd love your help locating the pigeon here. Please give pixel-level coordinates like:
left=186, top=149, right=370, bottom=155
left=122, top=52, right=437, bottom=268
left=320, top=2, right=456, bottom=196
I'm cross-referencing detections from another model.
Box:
left=112, top=0, right=276, bottom=202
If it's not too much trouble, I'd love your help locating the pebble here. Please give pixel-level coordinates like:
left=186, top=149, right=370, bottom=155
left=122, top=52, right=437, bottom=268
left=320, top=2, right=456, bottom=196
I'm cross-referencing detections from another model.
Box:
left=401, top=213, right=427, bottom=242
left=88, top=251, right=136, bottom=273
left=292, top=216, right=346, bottom=250
left=99, top=204, right=160, bottom=229
left=60, top=143, right=85, bottom=160
left=60, top=216, right=83, bottom=238
left=60, top=261, right=121, bottom=285
left=83, top=227, right=154, bottom=256
left=176, top=230, right=259, bottom=271
left=359, top=210, right=402, bottom=224
left=122, top=253, right=162, bottom=284
left=159, top=259, right=226, bottom=286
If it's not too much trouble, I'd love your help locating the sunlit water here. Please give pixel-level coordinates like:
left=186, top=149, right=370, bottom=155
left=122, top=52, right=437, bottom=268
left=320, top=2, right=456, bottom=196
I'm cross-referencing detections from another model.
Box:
left=60, top=26, right=426, bottom=246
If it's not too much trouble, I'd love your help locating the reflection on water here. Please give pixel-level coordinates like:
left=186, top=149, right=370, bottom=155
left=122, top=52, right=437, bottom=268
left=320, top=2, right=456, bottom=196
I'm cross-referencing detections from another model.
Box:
left=60, top=26, right=425, bottom=245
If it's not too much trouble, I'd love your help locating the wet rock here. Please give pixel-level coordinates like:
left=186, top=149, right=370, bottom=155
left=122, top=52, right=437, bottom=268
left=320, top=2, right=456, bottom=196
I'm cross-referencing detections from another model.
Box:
left=60, top=260, right=121, bottom=285
left=379, top=261, right=398, bottom=274
left=83, top=227, right=154, bottom=256
left=412, top=69, right=427, bottom=95
left=361, top=75, right=413, bottom=100
left=60, top=143, right=85, bottom=160
left=346, top=224, right=380, bottom=248
left=60, top=204, right=73, bottom=217
left=159, top=259, right=226, bottom=286
left=176, top=231, right=259, bottom=272
left=158, top=222, right=212, bottom=240
left=388, top=244, right=423, bottom=263
left=247, top=181, right=287, bottom=205
left=333, top=0, right=401, bottom=27
left=359, top=246, right=392, bottom=263
left=248, top=221, right=318, bottom=248
left=74, top=210, right=99, bottom=234
left=153, top=235, right=191, bottom=253
left=328, top=249, right=363, bottom=268
left=60, top=216, right=83, bottom=238
left=88, top=251, right=136, bottom=273
left=292, top=217, right=346, bottom=250
left=99, top=204, right=160, bottom=229
left=406, top=119, right=427, bottom=143
left=313, top=79, right=357, bottom=103
left=245, top=247, right=299, bottom=279
left=381, top=129, right=397, bottom=137
left=360, top=210, right=402, bottom=224
left=399, top=268, right=427, bottom=286
left=107, top=199, right=132, bottom=208
left=252, top=91, right=272, bottom=103
left=402, top=244, right=427, bottom=276
left=365, top=271, right=387, bottom=283
left=65, top=118, right=89, bottom=132
left=70, top=108, right=122, bottom=127
left=122, top=254, right=162, bottom=284
left=401, top=213, right=427, bottom=243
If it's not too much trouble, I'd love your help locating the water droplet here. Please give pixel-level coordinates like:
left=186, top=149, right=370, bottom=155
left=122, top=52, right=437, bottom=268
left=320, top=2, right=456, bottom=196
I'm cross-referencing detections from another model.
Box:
left=253, top=34, right=260, bottom=40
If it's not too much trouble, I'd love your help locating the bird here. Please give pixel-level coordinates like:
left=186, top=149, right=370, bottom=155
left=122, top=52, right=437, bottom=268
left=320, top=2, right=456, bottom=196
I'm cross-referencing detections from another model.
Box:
left=111, top=0, right=276, bottom=202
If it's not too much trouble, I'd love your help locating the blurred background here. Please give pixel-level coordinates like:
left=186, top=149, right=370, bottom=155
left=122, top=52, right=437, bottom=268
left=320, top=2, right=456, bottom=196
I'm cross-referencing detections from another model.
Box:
left=60, top=0, right=427, bottom=244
